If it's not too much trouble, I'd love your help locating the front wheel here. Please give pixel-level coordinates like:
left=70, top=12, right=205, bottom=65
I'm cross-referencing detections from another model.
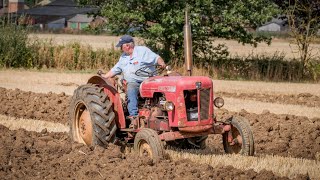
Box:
left=223, top=116, right=255, bottom=156
left=134, top=128, right=165, bottom=161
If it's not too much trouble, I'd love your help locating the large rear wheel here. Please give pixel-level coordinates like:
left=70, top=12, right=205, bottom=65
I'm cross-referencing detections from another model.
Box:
left=223, top=116, right=255, bottom=156
left=134, top=128, right=165, bottom=161
left=69, top=84, right=117, bottom=147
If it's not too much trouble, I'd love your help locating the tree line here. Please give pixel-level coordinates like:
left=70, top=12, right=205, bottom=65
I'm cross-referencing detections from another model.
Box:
left=78, top=0, right=320, bottom=80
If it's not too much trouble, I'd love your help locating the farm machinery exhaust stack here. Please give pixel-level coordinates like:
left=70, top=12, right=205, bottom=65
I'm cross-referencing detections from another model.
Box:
left=184, top=9, right=193, bottom=76
left=69, top=9, right=255, bottom=160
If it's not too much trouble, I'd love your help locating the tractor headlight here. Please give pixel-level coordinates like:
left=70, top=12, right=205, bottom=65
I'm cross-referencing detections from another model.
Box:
left=214, top=97, right=224, bottom=108
left=164, top=101, right=174, bottom=111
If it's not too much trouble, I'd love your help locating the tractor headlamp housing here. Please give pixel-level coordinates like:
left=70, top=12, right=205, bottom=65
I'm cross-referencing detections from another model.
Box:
left=164, top=101, right=174, bottom=111
left=214, top=97, right=224, bottom=108
left=159, top=100, right=174, bottom=111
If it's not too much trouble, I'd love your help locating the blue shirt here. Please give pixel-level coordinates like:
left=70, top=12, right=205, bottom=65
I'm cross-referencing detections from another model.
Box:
left=111, top=46, right=159, bottom=83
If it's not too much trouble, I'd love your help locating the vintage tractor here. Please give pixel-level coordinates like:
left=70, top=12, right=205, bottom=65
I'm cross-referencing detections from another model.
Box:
left=69, top=11, right=254, bottom=160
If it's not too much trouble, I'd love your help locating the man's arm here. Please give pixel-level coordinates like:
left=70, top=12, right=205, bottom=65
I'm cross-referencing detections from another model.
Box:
left=102, top=60, right=122, bottom=79
left=102, top=70, right=117, bottom=79
left=157, top=57, right=166, bottom=68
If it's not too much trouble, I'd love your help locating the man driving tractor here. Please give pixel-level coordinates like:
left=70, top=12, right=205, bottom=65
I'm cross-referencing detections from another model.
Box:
left=102, top=35, right=166, bottom=128
left=70, top=12, right=255, bottom=160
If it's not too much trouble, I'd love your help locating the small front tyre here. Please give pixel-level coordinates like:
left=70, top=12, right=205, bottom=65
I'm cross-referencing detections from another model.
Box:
left=134, top=128, right=165, bottom=161
left=223, top=116, right=255, bottom=156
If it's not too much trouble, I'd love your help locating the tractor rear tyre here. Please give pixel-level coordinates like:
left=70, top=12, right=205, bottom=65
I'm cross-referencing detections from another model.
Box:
left=223, top=116, right=255, bottom=156
left=134, top=128, right=165, bottom=161
left=69, top=84, right=117, bottom=148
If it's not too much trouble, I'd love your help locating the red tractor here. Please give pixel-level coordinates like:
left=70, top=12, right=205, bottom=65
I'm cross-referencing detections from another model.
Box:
left=69, top=12, right=254, bottom=160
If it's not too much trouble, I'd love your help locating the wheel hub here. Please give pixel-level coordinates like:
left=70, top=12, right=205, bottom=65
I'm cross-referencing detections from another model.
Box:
left=230, top=135, right=243, bottom=146
left=228, top=127, right=243, bottom=153
left=79, top=109, right=93, bottom=145
left=139, top=141, right=153, bottom=158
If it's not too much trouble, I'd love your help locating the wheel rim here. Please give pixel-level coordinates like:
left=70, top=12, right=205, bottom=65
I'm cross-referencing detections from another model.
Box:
left=228, top=126, right=243, bottom=153
left=139, top=141, right=153, bottom=158
left=77, top=106, right=93, bottom=145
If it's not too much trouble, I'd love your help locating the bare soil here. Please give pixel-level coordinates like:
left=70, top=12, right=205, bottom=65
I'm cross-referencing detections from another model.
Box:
left=0, top=87, right=70, bottom=124
left=0, top=87, right=319, bottom=161
left=1, top=70, right=320, bottom=118
left=0, top=125, right=294, bottom=180
left=0, top=70, right=319, bottom=179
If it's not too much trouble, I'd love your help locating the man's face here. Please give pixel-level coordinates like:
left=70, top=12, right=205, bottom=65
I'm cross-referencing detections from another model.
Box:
left=121, top=43, right=130, bottom=54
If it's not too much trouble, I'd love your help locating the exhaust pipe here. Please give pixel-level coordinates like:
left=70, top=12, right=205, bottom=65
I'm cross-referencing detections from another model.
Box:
left=184, top=8, right=193, bottom=76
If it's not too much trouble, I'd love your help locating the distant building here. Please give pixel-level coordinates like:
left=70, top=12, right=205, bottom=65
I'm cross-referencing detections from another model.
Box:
left=0, top=0, right=6, bottom=15
left=257, top=17, right=288, bottom=32
left=67, top=14, right=94, bottom=30
left=47, top=17, right=65, bottom=30
left=8, top=0, right=24, bottom=13
left=0, top=0, right=29, bottom=16
left=21, top=0, right=97, bottom=28
left=1, top=0, right=99, bottom=30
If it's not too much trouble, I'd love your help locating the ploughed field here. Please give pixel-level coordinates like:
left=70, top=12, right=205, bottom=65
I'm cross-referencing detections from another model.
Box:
left=0, top=70, right=319, bottom=179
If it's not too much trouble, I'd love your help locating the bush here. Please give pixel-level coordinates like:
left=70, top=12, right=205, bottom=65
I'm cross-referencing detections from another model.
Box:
left=30, top=40, right=121, bottom=70
left=0, top=25, right=33, bottom=68
left=0, top=23, right=120, bottom=70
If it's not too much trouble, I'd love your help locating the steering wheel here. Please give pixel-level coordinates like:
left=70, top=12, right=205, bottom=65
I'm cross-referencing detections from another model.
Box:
left=135, top=65, right=164, bottom=77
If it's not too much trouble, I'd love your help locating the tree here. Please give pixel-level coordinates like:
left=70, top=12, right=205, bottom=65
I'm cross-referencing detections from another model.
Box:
left=78, top=0, right=279, bottom=64
left=286, top=0, right=320, bottom=79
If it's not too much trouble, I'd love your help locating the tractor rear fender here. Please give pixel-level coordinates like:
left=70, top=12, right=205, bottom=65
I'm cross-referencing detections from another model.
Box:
left=87, top=75, right=126, bottom=129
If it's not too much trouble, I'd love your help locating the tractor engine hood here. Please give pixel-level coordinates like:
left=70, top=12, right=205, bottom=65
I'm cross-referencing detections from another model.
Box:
left=140, top=76, right=213, bottom=98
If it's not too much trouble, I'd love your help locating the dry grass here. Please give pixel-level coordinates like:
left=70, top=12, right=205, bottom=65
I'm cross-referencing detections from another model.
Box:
left=0, top=69, right=92, bottom=95
left=29, top=34, right=144, bottom=50
left=0, top=114, right=69, bottom=133
left=29, top=34, right=320, bottom=59
left=25, top=34, right=320, bottom=81
left=168, top=149, right=320, bottom=179
left=2, top=69, right=319, bottom=97
left=167, top=65, right=320, bottom=96
left=29, top=34, right=118, bottom=49
left=213, top=39, right=320, bottom=60
left=222, top=97, right=320, bottom=119
left=173, top=65, right=211, bottom=77
left=212, top=79, right=320, bottom=96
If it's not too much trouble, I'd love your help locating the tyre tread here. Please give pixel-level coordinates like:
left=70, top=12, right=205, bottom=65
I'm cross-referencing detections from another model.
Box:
left=69, top=84, right=117, bottom=148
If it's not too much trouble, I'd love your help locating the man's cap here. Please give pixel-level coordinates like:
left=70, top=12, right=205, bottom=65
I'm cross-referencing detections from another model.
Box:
left=116, top=35, right=134, bottom=47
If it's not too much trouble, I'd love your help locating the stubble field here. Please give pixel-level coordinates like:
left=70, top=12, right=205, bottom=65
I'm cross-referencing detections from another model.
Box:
left=0, top=29, right=319, bottom=180
left=0, top=69, right=319, bottom=179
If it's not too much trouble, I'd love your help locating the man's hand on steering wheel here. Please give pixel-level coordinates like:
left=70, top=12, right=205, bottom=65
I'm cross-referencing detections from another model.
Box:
left=159, top=63, right=166, bottom=69
left=135, top=64, right=165, bottom=77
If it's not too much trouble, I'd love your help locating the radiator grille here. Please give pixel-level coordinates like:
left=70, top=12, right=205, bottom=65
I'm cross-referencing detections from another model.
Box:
left=199, top=88, right=210, bottom=120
